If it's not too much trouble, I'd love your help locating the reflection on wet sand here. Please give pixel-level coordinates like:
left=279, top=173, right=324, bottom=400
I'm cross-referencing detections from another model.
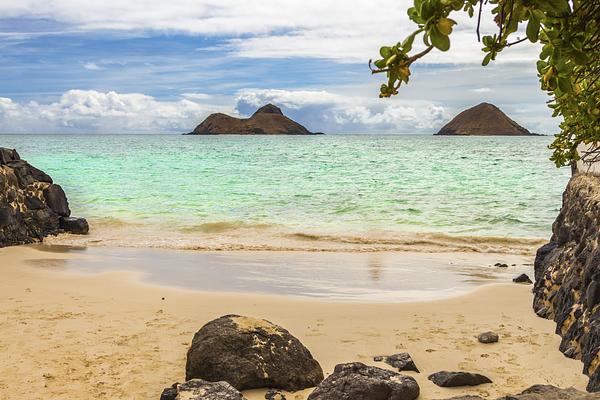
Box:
left=26, top=245, right=535, bottom=302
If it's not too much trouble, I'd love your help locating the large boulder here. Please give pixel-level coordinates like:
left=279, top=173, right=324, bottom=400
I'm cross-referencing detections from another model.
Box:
left=307, top=362, right=419, bottom=400
left=160, top=379, right=246, bottom=400
left=185, top=315, right=324, bottom=391
left=0, top=147, right=87, bottom=246
left=533, top=174, right=600, bottom=391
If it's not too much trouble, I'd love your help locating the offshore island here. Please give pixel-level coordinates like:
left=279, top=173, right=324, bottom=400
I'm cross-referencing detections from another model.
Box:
left=186, top=104, right=322, bottom=135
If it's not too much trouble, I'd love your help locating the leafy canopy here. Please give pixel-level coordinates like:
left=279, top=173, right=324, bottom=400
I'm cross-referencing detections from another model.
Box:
left=370, top=0, right=600, bottom=167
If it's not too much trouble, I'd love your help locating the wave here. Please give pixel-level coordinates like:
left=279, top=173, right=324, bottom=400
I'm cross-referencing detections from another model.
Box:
left=179, top=221, right=274, bottom=233
left=43, top=217, right=547, bottom=255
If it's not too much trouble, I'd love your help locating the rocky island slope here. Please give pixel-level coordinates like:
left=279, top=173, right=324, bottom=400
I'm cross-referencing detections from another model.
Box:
left=187, top=104, right=320, bottom=135
left=435, top=103, right=534, bottom=136
left=0, top=147, right=88, bottom=246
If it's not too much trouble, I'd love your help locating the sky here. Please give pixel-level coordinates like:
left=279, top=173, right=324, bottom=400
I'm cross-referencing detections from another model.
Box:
left=0, top=0, right=556, bottom=134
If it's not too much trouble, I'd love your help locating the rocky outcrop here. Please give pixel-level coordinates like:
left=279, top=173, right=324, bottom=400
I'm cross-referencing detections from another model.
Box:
left=185, top=315, right=324, bottom=391
left=160, top=379, right=246, bottom=400
left=435, top=103, right=534, bottom=136
left=187, top=104, right=320, bottom=135
left=0, top=147, right=88, bottom=246
left=534, top=174, right=600, bottom=391
left=307, top=362, right=419, bottom=400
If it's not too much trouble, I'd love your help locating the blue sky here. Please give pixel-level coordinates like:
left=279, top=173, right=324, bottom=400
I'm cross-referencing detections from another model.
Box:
left=0, top=0, right=555, bottom=134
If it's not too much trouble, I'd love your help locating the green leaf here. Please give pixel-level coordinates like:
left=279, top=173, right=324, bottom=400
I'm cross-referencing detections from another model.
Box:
left=402, top=31, right=418, bottom=53
left=374, top=59, right=386, bottom=69
left=379, top=46, right=393, bottom=58
left=482, top=53, right=493, bottom=66
left=526, top=17, right=541, bottom=42
left=429, top=27, right=450, bottom=51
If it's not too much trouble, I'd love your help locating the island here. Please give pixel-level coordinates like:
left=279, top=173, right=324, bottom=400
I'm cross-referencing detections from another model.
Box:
left=435, top=102, right=537, bottom=136
left=186, top=103, right=322, bottom=135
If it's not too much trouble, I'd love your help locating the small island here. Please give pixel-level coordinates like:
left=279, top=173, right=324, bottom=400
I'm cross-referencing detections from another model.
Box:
left=186, top=103, right=321, bottom=135
left=435, top=102, right=537, bottom=136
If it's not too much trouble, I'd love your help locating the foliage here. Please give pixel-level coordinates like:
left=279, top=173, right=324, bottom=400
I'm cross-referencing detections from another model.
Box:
left=370, top=0, right=600, bottom=167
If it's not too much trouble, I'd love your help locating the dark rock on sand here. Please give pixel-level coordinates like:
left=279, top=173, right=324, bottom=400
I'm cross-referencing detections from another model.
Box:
left=0, top=147, right=87, bottom=247
left=307, top=362, right=419, bottom=400
left=265, top=389, right=286, bottom=400
left=496, top=384, right=600, bottom=399
left=477, top=331, right=499, bottom=344
left=185, top=315, right=323, bottom=391
left=513, top=273, right=533, bottom=284
left=160, top=379, right=246, bottom=400
left=374, top=352, right=419, bottom=372
left=428, top=371, right=492, bottom=387
left=60, top=217, right=89, bottom=235
left=533, top=174, right=600, bottom=392
left=437, top=385, right=600, bottom=399
left=187, top=104, right=320, bottom=135
left=435, top=103, right=534, bottom=136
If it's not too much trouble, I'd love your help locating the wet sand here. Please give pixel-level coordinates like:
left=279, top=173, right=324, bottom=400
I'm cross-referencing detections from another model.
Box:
left=0, top=245, right=588, bottom=399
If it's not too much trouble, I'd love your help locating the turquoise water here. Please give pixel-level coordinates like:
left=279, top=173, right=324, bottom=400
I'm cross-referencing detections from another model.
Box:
left=0, top=134, right=569, bottom=250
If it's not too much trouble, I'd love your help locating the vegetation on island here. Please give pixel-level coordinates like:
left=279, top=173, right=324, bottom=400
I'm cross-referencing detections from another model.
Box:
left=370, top=0, right=600, bottom=167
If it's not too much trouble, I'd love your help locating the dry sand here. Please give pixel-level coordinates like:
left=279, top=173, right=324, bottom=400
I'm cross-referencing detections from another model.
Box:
left=0, top=245, right=588, bottom=399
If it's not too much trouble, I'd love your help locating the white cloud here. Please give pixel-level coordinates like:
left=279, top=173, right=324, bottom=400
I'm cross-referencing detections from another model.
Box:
left=1, top=0, right=540, bottom=64
left=0, top=88, right=451, bottom=134
left=471, top=87, right=492, bottom=93
left=0, top=90, right=225, bottom=133
left=181, top=92, right=212, bottom=100
left=235, top=88, right=449, bottom=133
left=83, top=62, right=102, bottom=70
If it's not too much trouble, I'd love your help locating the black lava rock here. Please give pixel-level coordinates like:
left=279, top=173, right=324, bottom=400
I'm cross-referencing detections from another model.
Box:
left=160, top=379, right=246, bottom=400
left=513, top=273, right=533, bottom=284
left=428, top=371, right=492, bottom=387
left=307, top=362, right=419, bottom=400
left=374, top=352, right=419, bottom=373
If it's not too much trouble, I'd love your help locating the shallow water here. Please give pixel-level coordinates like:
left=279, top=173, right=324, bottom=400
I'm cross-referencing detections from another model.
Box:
left=29, top=245, right=533, bottom=301
left=1, top=134, right=569, bottom=250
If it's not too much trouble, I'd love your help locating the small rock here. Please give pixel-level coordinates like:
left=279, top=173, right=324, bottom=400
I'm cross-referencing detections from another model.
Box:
left=374, top=352, right=419, bottom=373
left=428, top=371, right=492, bottom=387
left=59, top=217, right=89, bottom=234
left=307, top=362, right=419, bottom=400
left=513, top=273, right=533, bottom=284
left=265, top=389, right=286, bottom=400
left=160, top=379, right=246, bottom=400
left=477, top=331, right=499, bottom=344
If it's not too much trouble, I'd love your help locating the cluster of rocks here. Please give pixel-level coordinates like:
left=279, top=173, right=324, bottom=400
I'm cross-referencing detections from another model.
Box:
left=161, top=315, right=592, bottom=400
left=0, top=147, right=88, bottom=247
left=533, top=174, right=600, bottom=392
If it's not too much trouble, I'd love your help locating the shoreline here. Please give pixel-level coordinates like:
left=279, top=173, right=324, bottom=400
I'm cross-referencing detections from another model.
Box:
left=0, top=245, right=588, bottom=399
left=42, top=224, right=547, bottom=255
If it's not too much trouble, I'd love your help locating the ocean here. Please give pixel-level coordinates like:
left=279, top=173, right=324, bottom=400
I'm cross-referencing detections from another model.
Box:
left=0, top=134, right=570, bottom=253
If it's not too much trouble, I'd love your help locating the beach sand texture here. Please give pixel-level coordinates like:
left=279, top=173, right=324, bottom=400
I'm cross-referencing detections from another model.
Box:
left=0, top=246, right=588, bottom=399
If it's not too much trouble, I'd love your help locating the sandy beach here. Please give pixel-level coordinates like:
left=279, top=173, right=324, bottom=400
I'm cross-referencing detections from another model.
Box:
left=0, top=245, right=588, bottom=400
